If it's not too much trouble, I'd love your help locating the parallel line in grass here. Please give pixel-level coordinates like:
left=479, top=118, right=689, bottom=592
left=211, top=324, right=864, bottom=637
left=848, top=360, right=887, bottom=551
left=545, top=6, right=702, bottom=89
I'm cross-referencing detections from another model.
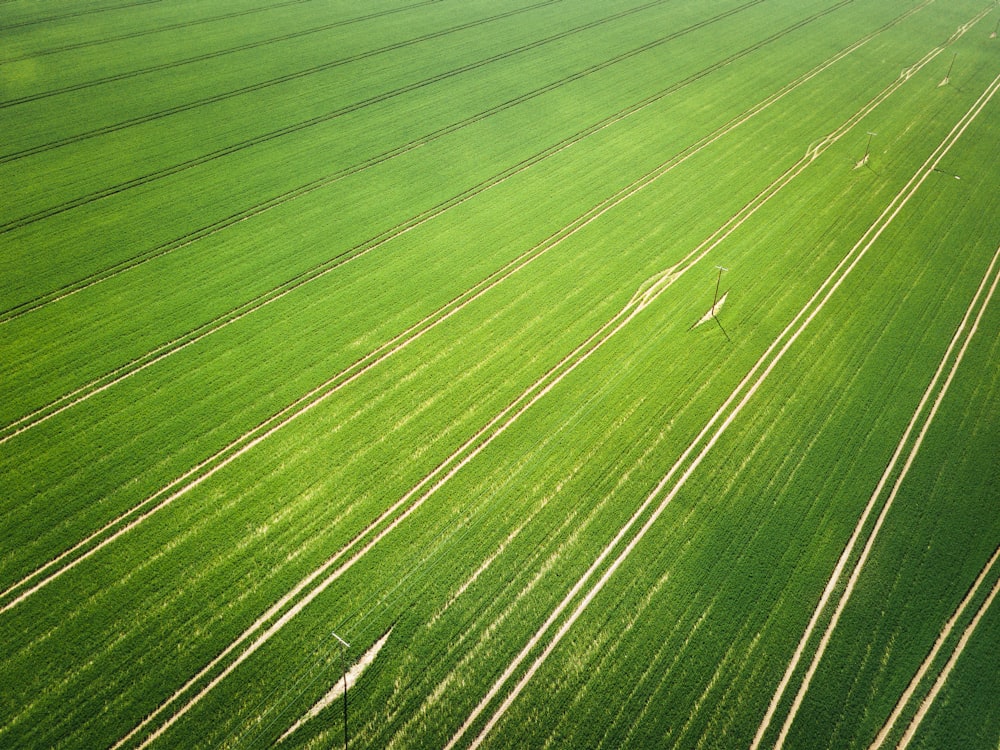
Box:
left=0, top=0, right=566, bottom=162
left=102, top=17, right=923, bottom=746
left=895, top=560, right=1000, bottom=749
left=0, top=0, right=865, bottom=444
left=0, top=23, right=800, bottom=613
left=870, top=541, right=1000, bottom=750
left=375, top=429, right=633, bottom=750
left=0, top=0, right=880, bottom=618
left=629, top=285, right=869, bottom=746
left=450, top=43, right=1000, bottom=750
left=0, top=0, right=321, bottom=64
left=764, top=234, right=1000, bottom=750
left=0, top=0, right=768, bottom=325
left=751, top=63, right=1000, bottom=749
left=0, top=0, right=445, bottom=109
left=0, top=0, right=916, bottom=635
left=328, top=396, right=658, bottom=748
left=0, top=0, right=162, bottom=30
left=0, top=0, right=680, bottom=200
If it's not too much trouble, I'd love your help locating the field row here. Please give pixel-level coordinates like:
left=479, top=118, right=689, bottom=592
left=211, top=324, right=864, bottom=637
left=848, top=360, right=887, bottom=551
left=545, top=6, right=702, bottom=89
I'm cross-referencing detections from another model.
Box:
left=0, top=0, right=997, bottom=747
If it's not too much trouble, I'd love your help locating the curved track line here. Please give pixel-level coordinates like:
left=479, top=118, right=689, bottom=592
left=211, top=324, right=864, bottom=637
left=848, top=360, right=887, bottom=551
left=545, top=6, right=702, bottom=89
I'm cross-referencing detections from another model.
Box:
left=453, top=56, right=1000, bottom=750
left=896, top=570, right=1000, bottom=749
left=768, top=239, right=1000, bottom=750
left=870, top=543, right=1000, bottom=750
left=0, top=1, right=442, bottom=109
left=96, top=15, right=904, bottom=746
left=0, top=0, right=567, bottom=163
left=0, top=0, right=762, bottom=324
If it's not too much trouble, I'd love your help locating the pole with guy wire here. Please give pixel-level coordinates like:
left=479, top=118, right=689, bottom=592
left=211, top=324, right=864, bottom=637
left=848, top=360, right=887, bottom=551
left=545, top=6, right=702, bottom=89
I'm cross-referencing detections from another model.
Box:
left=856, top=131, right=876, bottom=172
left=712, top=265, right=727, bottom=315
left=712, top=266, right=731, bottom=342
left=942, top=52, right=956, bottom=85
left=332, top=632, right=350, bottom=750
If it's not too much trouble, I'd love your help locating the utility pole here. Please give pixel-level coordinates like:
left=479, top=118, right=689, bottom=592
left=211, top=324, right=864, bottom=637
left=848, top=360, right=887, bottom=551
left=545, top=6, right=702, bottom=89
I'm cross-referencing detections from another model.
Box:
left=863, top=131, right=876, bottom=162
left=333, top=632, right=350, bottom=750
left=944, top=52, right=956, bottom=84
left=712, top=266, right=731, bottom=342
left=712, top=266, right=728, bottom=315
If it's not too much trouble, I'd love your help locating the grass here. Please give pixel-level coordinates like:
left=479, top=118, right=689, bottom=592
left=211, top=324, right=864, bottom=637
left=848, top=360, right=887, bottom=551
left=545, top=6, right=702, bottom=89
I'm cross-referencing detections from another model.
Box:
left=0, top=0, right=997, bottom=748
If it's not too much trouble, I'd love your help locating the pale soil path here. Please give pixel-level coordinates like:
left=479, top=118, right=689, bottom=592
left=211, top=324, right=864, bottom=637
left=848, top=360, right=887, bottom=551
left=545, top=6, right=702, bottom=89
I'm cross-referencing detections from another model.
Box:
left=748, top=17, right=1000, bottom=747
left=869, top=545, right=1000, bottom=750
left=897, top=572, right=1000, bottom=749
left=765, top=239, right=1000, bottom=750
left=453, top=67, right=1000, bottom=750
left=276, top=628, right=392, bottom=744
left=694, top=291, right=728, bottom=328
left=101, top=21, right=923, bottom=749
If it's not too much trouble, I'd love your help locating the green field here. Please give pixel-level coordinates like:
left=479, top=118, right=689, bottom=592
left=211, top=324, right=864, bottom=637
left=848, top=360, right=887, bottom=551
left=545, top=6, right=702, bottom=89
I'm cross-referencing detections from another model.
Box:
left=1, top=0, right=998, bottom=747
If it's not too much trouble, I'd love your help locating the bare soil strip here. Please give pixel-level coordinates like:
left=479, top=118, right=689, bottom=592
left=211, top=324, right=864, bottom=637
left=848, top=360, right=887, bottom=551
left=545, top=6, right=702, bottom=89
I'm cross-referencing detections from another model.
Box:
left=452, top=67, right=1000, bottom=750
left=869, top=544, right=1000, bottom=750
left=896, top=572, right=1000, bottom=749
left=276, top=628, right=392, bottom=744
left=754, top=162, right=1000, bottom=750
left=100, top=23, right=914, bottom=749
left=0, top=9, right=886, bottom=616
left=694, top=292, right=728, bottom=328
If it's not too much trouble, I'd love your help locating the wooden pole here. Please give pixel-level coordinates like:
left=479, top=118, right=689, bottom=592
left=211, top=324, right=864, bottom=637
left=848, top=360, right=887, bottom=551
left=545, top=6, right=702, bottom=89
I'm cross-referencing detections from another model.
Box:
left=333, top=633, right=350, bottom=750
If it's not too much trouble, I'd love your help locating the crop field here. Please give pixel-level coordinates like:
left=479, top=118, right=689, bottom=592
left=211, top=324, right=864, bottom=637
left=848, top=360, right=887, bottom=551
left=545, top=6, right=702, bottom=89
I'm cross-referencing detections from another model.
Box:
left=1, top=0, right=998, bottom=748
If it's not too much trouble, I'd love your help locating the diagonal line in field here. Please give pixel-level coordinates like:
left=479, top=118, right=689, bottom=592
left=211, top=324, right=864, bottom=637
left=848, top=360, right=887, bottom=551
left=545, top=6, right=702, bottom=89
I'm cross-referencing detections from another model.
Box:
left=452, top=63, right=1000, bottom=750
left=0, top=0, right=671, bottom=202
left=94, top=10, right=938, bottom=747
left=870, top=542, right=1000, bottom=750
left=0, top=0, right=163, bottom=31
left=0, top=0, right=890, bottom=614
left=0, top=0, right=445, bottom=109
left=0, top=0, right=780, bottom=441
left=766, top=240, right=1000, bottom=750
left=750, top=17, right=998, bottom=748
left=0, top=0, right=922, bottom=446
left=0, top=0, right=321, bottom=65
left=0, top=0, right=567, bottom=158
left=896, top=566, right=1000, bottom=749
left=0, top=0, right=768, bottom=325
left=0, top=13, right=806, bottom=609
